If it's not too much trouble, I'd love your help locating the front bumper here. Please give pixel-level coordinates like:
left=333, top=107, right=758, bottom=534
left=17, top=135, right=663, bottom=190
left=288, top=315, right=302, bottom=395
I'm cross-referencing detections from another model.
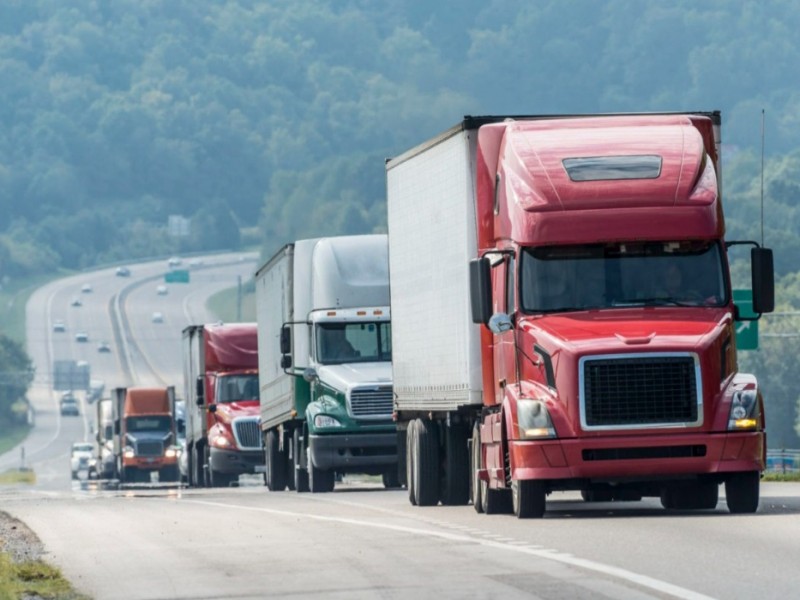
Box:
left=309, top=432, right=397, bottom=471
left=510, top=431, right=765, bottom=482
left=123, top=456, right=178, bottom=471
left=209, top=448, right=265, bottom=475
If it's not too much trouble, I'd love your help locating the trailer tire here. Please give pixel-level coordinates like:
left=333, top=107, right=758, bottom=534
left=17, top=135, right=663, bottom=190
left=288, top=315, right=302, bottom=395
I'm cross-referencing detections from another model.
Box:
left=512, top=479, right=547, bottom=519
left=726, top=471, right=760, bottom=514
left=406, top=422, right=417, bottom=505
left=412, top=418, right=440, bottom=506
left=441, top=422, right=470, bottom=506
left=265, top=429, right=287, bottom=491
left=293, top=428, right=309, bottom=493
left=471, top=423, right=483, bottom=513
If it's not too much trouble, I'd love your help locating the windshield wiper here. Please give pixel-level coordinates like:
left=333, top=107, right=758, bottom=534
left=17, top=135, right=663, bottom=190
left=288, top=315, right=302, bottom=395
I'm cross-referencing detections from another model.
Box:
left=613, top=297, right=696, bottom=307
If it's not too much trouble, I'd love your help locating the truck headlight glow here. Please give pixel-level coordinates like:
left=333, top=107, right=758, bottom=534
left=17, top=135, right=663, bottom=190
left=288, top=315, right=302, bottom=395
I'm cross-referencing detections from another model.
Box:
left=517, top=399, right=556, bottom=439
left=165, top=447, right=180, bottom=458
left=212, top=435, right=232, bottom=448
left=123, top=446, right=135, bottom=459
left=728, top=389, right=759, bottom=431
left=314, top=415, right=342, bottom=428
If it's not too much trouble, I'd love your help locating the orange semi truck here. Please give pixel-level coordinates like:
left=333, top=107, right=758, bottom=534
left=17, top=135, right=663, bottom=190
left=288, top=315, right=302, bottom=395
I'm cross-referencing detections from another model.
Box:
left=387, top=112, right=775, bottom=518
left=111, top=386, right=180, bottom=484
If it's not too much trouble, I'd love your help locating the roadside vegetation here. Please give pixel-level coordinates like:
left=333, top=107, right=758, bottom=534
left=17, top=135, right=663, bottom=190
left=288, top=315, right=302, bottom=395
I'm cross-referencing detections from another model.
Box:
left=0, top=549, right=87, bottom=600
left=206, top=281, right=256, bottom=323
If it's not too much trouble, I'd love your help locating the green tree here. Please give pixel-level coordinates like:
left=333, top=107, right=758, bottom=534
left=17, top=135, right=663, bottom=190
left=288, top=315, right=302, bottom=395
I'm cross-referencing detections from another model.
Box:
left=0, top=333, right=33, bottom=426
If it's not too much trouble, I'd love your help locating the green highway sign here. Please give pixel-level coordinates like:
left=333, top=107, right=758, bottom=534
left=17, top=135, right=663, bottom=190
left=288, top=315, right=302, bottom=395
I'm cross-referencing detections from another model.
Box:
left=733, top=289, right=758, bottom=350
left=165, top=269, right=190, bottom=283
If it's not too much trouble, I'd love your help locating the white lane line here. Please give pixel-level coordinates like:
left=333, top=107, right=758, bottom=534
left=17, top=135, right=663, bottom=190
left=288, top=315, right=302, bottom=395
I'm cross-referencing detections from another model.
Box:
left=182, top=498, right=716, bottom=600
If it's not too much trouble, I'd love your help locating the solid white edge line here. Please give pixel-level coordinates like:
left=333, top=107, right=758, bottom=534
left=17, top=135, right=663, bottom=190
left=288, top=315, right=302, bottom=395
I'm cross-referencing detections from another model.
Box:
left=184, top=498, right=716, bottom=600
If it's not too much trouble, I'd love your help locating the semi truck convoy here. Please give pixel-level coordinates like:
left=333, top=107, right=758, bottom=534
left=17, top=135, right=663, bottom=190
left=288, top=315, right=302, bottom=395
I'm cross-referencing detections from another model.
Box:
left=182, top=323, right=263, bottom=487
left=386, top=112, right=774, bottom=518
left=256, top=234, right=397, bottom=493
left=111, top=386, right=180, bottom=484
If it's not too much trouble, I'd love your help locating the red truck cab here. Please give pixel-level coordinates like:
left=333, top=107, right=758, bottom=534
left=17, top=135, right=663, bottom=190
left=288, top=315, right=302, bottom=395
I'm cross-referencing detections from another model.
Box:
left=183, top=323, right=263, bottom=487
left=468, top=113, right=774, bottom=516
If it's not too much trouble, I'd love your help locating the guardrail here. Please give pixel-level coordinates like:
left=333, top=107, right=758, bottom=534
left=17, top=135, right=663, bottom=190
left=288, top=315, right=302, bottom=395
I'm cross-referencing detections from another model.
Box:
left=766, top=449, right=800, bottom=473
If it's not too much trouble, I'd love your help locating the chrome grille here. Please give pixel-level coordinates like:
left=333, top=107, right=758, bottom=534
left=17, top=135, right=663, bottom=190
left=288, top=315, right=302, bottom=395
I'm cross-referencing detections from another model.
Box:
left=233, top=417, right=262, bottom=450
left=349, top=386, right=393, bottom=419
left=581, top=354, right=700, bottom=429
left=136, top=441, right=164, bottom=457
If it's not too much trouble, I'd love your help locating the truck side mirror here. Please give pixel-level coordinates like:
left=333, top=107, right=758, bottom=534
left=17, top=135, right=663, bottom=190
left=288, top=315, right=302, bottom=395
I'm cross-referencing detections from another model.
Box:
left=280, top=325, right=291, bottom=354
left=751, top=247, right=774, bottom=314
left=469, top=258, right=492, bottom=325
left=195, top=376, right=204, bottom=406
left=280, top=355, right=292, bottom=369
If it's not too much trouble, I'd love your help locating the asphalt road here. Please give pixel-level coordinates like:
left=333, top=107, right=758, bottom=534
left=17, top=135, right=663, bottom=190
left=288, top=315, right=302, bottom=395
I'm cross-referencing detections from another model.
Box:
left=2, top=256, right=800, bottom=600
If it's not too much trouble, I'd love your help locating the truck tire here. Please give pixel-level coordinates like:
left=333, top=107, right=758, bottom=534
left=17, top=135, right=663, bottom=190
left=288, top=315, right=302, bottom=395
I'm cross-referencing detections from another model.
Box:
left=662, top=481, right=718, bottom=510
left=512, top=479, right=547, bottom=519
left=397, top=428, right=407, bottom=488
left=307, top=450, right=335, bottom=493
left=284, top=430, right=296, bottom=491
left=412, top=418, right=440, bottom=506
left=470, top=423, right=483, bottom=513
left=265, top=429, right=287, bottom=491
left=293, top=429, right=309, bottom=493
left=725, top=471, right=760, bottom=514
left=481, top=442, right=512, bottom=515
left=441, top=422, right=469, bottom=505
left=406, top=423, right=417, bottom=506
left=210, top=469, right=236, bottom=488
left=159, top=466, right=179, bottom=483
left=382, top=469, right=401, bottom=489
left=192, top=446, right=205, bottom=488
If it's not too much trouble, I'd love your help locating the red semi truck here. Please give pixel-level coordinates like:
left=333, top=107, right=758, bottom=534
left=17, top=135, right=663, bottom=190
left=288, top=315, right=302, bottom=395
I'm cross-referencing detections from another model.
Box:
left=183, top=323, right=263, bottom=487
left=387, top=112, right=774, bottom=518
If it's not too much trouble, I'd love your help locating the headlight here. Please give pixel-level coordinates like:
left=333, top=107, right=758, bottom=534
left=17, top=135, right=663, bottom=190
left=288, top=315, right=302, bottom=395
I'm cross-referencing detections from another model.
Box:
left=212, top=435, right=232, bottom=448
left=728, top=389, right=760, bottom=431
left=165, top=447, right=180, bottom=458
left=123, top=446, right=135, bottom=458
left=314, top=415, right=343, bottom=428
left=517, top=399, right=557, bottom=439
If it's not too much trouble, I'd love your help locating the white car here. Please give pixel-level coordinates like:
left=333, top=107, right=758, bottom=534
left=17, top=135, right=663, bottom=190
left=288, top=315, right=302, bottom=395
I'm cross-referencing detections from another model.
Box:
left=168, top=257, right=182, bottom=267
left=75, top=331, right=89, bottom=342
left=151, top=312, right=164, bottom=323
left=81, top=283, right=92, bottom=293
left=53, top=320, right=66, bottom=332
left=156, top=285, right=168, bottom=295
left=70, top=442, right=95, bottom=479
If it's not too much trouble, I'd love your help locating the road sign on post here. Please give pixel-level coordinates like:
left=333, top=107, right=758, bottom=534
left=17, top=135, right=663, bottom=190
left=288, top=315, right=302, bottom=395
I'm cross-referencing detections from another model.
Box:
left=165, top=269, right=190, bottom=283
left=733, top=289, right=759, bottom=350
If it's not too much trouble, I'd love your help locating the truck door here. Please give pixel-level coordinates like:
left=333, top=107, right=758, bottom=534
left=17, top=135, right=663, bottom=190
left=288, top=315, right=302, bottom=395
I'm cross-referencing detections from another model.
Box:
left=492, top=255, right=518, bottom=405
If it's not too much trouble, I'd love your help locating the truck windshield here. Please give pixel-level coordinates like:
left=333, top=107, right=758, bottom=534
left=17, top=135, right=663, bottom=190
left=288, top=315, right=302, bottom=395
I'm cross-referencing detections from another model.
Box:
left=126, top=416, right=172, bottom=432
left=316, top=322, right=392, bottom=365
left=216, top=374, right=259, bottom=403
left=519, top=240, right=728, bottom=313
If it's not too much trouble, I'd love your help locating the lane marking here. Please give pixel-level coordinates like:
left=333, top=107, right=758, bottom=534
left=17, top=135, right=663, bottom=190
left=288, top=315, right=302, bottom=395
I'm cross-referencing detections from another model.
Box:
left=182, top=498, right=716, bottom=600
